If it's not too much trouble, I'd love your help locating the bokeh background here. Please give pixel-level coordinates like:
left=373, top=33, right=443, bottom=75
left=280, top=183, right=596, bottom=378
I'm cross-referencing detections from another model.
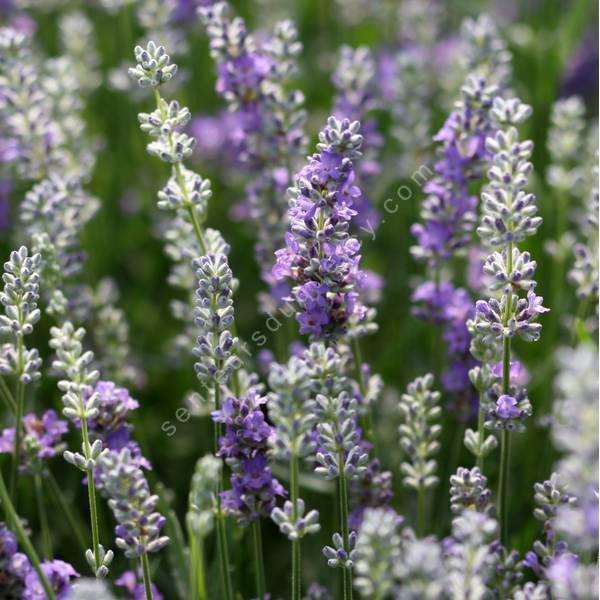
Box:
left=1, top=0, right=598, bottom=597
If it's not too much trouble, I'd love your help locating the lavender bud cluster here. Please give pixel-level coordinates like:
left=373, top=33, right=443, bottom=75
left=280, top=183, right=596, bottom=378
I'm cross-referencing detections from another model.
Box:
left=397, top=374, right=441, bottom=491
left=98, top=448, right=169, bottom=558
left=0, top=247, right=42, bottom=383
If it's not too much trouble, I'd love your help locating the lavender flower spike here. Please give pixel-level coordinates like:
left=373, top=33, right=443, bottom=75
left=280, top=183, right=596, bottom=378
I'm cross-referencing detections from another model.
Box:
left=273, top=116, right=372, bottom=339
left=98, top=448, right=170, bottom=558
left=398, top=373, right=441, bottom=535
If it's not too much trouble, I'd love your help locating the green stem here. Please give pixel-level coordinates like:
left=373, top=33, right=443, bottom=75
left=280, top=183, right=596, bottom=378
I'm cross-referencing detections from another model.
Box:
left=251, top=521, right=266, bottom=599
left=498, top=428, right=511, bottom=546
left=290, top=452, right=301, bottom=600
left=0, top=376, right=16, bottom=414
left=417, top=487, right=426, bottom=538
left=81, top=409, right=102, bottom=574
left=45, top=473, right=87, bottom=555
left=214, top=383, right=234, bottom=600
left=10, top=336, right=24, bottom=499
left=34, top=474, right=52, bottom=558
left=0, top=468, right=56, bottom=600
left=338, top=454, right=353, bottom=600
left=476, top=393, right=485, bottom=472
left=189, top=530, right=206, bottom=600
left=141, top=552, right=154, bottom=600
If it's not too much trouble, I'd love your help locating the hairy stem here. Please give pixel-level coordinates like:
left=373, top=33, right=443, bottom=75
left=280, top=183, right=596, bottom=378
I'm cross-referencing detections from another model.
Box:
left=476, top=393, right=485, bottom=472
left=0, top=376, right=16, bottom=414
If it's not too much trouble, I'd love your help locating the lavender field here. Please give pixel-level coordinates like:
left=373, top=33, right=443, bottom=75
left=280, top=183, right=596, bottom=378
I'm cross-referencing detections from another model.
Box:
left=0, top=0, right=598, bottom=598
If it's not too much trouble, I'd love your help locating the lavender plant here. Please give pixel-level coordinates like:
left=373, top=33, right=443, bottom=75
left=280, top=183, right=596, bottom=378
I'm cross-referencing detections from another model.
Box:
left=397, top=373, right=441, bottom=535
left=0, top=247, right=42, bottom=497
left=49, top=322, right=114, bottom=579
left=470, top=95, right=546, bottom=544
left=98, top=448, right=169, bottom=599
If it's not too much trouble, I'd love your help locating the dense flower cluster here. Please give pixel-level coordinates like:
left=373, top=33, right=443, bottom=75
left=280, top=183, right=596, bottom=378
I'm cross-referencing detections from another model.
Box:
left=273, top=116, right=370, bottom=338
left=212, top=390, right=285, bottom=522
left=98, top=448, right=170, bottom=558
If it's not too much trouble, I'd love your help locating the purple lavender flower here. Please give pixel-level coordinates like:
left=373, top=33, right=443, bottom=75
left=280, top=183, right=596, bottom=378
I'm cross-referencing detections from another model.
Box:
left=212, top=390, right=285, bottom=523
left=23, top=560, right=78, bottom=600
left=0, top=410, right=67, bottom=474
left=273, top=116, right=370, bottom=339
left=0, top=522, right=28, bottom=599
left=115, top=570, right=164, bottom=600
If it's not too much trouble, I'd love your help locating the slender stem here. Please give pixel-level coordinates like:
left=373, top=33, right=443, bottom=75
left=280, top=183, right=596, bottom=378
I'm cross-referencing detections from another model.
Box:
left=10, top=336, right=24, bottom=499
left=251, top=521, right=266, bottom=599
left=81, top=410, right=102, bottom=574
left=0, top=468, right=56, bottom=600
left=417, top=487, right=426, bottom=538
left=338, top=454, right=353, bottom=600
left=498, top=429, right=510, bottom=546
left=476, top=393, right=485, bottom=472
left=34, top=474, right=52, bottom=558
left=189, top=531, right=206, bottom=600
left=0, top=376, right=16, bottom=413
left=45, top=473, right=87, bottom=555
left=213, top=382, right=234, bottom=600
left=141, top=552, right=154, bottom=600
left=290, top=452, right=301, bottom=600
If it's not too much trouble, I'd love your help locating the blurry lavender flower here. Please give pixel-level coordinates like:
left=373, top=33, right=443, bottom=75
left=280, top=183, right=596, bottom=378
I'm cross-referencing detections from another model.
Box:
left=98, top=448, right=170, bottom=559
left=65, top=578, right=116, bottom=600
left=200, top=3, right=307, bottom=285
left=0, top=522, right=27, bottom=598
left=332, top=45, right=382, bottom=228
left=524, top=473, right=575, bottom=579
left=459, top=15, right=512, bottom=89
left=397, top=374, right=441, bottom=492
left=58, top=11, right=100, bottom=93
left=21, top=175, right=99, bottom=317
left=193, top=253, right=240, bottom=388
left=186, top=454, right=222, bottom=539
left=512, top=582, right=549, bottom=600
left=212, top=390, right=285, bottom=523
left=273, top=116, right=374, bottom=339
left=0, top=409, right=67, bottom=475
left=348, top=458, right=393, bottom=529
left=23, top=560, right=78, bottom=600
left=551, top=344, right=598, bottom=554
left=568, top=150, right=599, bottom=306
left=547, top=554, right=598, bottom=600
left=115, top=569, right=164, bottom=600
left=354, top=508, right=402, bottom=599
left=302, top=583, right=333, bottom=600
left=394, top=531, right=445, bottom=599
left=445, top=510, right=497, bottom=599
left=449, top=466, right=495, bottom=517
left=0, top=247, right=42, bottom=384
left=546, top=96, right=586, bottom=192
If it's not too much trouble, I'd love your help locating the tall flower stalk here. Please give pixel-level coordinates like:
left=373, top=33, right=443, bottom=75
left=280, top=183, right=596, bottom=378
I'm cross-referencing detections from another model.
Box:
left=129, top=40, right=240, bottom=599
left=49, top=322, right=113, bottom=578
left=269, top=355, right=321, bottom=600
left=315, top=391, right=368, bottom=600
left=0, top=248, right=42, bottom=499
left=471, top=96, right=547, bottom=544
